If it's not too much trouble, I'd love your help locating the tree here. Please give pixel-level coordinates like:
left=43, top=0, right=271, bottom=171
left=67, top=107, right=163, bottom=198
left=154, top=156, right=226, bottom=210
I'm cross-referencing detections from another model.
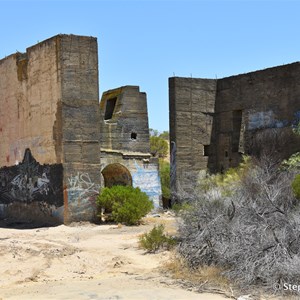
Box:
left=159, top=131, right=169, bottom=140
left=150, top=136, right=168, bottom=158
left=149, top=128, right=159, bottom=137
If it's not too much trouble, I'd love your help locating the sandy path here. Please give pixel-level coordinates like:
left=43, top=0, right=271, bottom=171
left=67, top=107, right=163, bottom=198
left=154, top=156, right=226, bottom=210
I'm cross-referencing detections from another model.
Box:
left=0, top=218, right=227, bottom=300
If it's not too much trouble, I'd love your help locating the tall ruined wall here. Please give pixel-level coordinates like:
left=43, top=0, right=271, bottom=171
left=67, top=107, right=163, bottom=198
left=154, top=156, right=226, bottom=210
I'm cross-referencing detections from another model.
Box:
left=99, top=86, right=161, bottom=207
left=0, top=35, right=101, bottom=224
left=169, top=77, right=217, bottom=193
left=169, top=63, right=300, bottom=195
left=59, top=35, right=101, bottom=223
left=99, top=86, right=150, bottom=153
left=0, top=37, right=61, bottom=166
left=214, top=62, right=300, bottom=172
left=0, top=36, right=64, bottom=223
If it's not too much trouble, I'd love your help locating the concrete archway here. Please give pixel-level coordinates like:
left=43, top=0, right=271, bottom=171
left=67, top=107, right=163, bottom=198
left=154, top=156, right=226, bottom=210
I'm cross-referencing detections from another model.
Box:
left=101, top=163, right=132, bottom=187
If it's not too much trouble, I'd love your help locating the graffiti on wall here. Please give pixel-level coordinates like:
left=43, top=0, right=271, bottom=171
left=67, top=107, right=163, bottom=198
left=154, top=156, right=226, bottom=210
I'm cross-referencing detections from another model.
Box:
left=0, top=148, right=63, bottom=207
left=247, top=110, right=300, bottom=131
left=247, top=110, right=289, bottom=131
left=132, top=161, right=161, bottom=208
left=67, top=172, right=100, bottom=219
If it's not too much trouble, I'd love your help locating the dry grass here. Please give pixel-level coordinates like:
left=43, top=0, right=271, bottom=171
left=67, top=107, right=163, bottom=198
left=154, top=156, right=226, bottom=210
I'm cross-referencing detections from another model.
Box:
left=164, top=253, right=230, bottom=291
left=142, top=216, right=178, bottom=236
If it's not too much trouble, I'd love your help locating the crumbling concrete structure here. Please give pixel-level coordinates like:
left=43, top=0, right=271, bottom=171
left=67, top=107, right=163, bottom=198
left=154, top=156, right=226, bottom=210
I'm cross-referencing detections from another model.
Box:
left=169, top=63, right=300, bottom=194
left=0, top=34, right=160, bottom=224
left=100, top=86, right=161, bottom=208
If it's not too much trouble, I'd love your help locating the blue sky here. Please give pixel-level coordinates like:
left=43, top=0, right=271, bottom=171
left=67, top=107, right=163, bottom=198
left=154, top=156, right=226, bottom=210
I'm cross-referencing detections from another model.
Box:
left=1, top=0, right=300, bottom=132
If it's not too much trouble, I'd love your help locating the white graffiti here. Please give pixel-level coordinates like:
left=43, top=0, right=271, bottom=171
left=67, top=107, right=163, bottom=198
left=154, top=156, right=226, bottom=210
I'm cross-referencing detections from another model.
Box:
left=68, top=172, right=99, bottom=194
left=67, top=172, right=100, bottom=216
left=10, top=172, right=50, bottom=200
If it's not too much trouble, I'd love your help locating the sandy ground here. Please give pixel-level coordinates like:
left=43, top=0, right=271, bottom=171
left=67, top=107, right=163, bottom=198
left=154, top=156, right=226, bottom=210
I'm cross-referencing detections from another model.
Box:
left=0, top=216, right=229, bottom=300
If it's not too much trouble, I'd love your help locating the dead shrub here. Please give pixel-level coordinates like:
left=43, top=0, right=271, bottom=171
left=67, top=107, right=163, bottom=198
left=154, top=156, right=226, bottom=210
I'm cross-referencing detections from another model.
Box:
left=177, top=156, right=300, bottom=294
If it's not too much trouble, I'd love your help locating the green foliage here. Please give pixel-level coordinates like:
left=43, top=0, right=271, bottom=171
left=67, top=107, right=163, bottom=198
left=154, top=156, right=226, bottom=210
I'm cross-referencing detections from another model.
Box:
left=150, top=136, right=168, bottom=158
left=159, top=131, right=169, bottom=140
left=282, top=152, right=300, bottom=170
left=149, top=128, right=159, bottom=137
left=198, top=156, right=251, bottom=195
left=292, top=174, right=300, bottom=199
left=293, top=121, right=300, bottom=135
left=96, top=185, right=153, bottom=225
left=159, top=159, right=170, bottom=199
left=139, top=224, right=176, bottom=252
left=149, top=129, right=169, bottom=140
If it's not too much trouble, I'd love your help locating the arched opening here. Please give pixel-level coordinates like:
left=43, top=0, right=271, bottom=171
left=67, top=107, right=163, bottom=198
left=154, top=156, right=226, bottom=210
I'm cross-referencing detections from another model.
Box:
left=101, top=163, right=132, bottom=187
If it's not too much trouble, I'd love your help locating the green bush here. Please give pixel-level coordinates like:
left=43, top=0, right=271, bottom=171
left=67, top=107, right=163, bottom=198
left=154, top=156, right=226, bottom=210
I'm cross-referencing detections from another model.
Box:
left=292, top=174, right=300, bottom=199
left=159, top=159, right=170, bottom=199
left=198, top=155, right=251, bottom=196
left=139, top=224, right=176, bottom=252
left=150, top=136, right=168, bottom=158
left=97, top=185, right=153, bottom=225
left=282, top=152, right=300, bottom=170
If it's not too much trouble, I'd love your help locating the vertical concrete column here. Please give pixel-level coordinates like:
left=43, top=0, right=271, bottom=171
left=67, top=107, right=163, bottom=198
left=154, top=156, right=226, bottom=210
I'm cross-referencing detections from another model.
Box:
left=59, top=35, right=101, bottom=223
left=169, top=77, right=217, bottom=197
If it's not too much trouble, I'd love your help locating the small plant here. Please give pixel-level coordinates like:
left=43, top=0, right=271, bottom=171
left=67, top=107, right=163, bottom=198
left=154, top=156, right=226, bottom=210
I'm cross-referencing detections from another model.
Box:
left=96, top=185, right=153, bottom=225
left=292, top=174, right=300, bottom=199
left=282, top=152, right=300, bottom=170
left=139, top=224, right=176, bottom=252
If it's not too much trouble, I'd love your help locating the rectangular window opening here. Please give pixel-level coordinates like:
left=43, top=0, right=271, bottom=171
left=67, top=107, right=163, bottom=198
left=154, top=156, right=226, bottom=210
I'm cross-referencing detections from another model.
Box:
left=204, top=145, right=210, bottom=156
left=104, top=98, right=117, bottom=120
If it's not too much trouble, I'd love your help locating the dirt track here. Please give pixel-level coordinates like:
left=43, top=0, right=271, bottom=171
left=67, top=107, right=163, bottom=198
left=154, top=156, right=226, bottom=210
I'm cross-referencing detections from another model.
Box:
left=0, top=217, right=227, bottom=300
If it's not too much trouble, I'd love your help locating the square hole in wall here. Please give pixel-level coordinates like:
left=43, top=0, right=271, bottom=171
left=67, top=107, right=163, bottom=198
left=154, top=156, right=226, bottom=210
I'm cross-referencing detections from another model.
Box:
left=131, top=132, right=137, bottom=140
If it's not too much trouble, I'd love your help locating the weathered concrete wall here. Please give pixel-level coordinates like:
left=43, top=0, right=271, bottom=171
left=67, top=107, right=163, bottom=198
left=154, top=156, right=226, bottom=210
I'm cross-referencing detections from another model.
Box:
left=169, top=63, right=300, bottom=194
left=169, top=77, right=217, bottom=193
left=0, top=35, right=101, bottom=223
left=59, top=35, right=101, bottom=223
left=0, top=37, right=61, bottom=166
left=214, top=63, right=300, bottom=172
left=100, top=151, right=161, bottom=208
left=0, top=149, right=63, bottom=224
left=100, top=86, right=161, bottom=207
left=100, top=86, right=150, bottom=153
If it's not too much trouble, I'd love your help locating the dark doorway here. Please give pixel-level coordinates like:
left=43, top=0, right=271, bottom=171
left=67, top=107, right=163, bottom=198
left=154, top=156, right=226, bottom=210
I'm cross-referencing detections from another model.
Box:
left=101, top=163, right=132, bottom=187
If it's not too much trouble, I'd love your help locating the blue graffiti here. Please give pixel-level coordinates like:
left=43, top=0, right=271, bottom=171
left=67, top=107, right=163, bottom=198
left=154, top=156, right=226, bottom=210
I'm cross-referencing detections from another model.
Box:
left=132, top=161, right=161, bottom=208
left=248, top=110, right=290, bottom=130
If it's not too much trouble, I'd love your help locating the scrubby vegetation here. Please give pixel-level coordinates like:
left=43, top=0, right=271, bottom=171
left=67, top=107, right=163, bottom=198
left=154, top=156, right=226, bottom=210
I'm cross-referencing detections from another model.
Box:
left=97, top=185, right=153, bottom=225
left=139, top=224, right=176, bottom=252
left=176, top=154, right=300, bottom=294
left=292, top=174, right=300, bottom=199
left=159, top=159, right=170, bottom=199
left=150, top=136, right=168, bottom=158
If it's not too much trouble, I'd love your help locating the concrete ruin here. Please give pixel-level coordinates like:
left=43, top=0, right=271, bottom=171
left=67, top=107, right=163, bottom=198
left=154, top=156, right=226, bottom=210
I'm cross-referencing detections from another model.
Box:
left=169, top=63, right=300, bottom=194
left=100, top=86, right=161, bottom=208
left=0, top=34, right=160, bottom=224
